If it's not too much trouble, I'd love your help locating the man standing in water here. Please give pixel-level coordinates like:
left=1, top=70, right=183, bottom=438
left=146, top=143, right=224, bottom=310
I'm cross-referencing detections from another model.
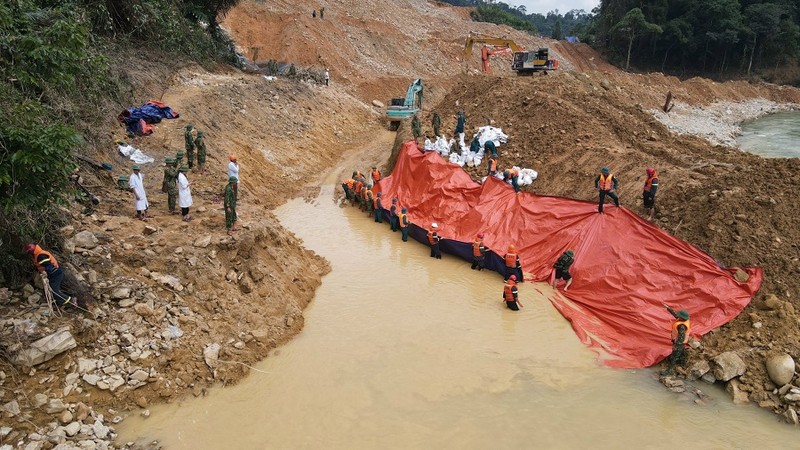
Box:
left=399, top=207, right=411, bottom=242
left=661, top=305, right=690, bottom=375
left=427, top=223, right=442, bottom=259
left=390, top=198, right=399, bottom=232
left=504, top=245, right=523, bottom=282
left=374, top=192, right=384, bottom=223
left=472, top=233, right=487, bottom=270
left=503, top=275, right=523, bottom=311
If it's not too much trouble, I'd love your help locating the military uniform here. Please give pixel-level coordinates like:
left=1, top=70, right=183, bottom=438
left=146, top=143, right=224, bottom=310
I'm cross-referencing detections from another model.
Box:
left=411, top=115, right=422, bottom=139
left=195, top=131, right=206, bottom=170
left=184, top=125, right=195, bottom=169
left=163, top=158, right=178, bottom=213
left=432, top=112, right=442, bottom=137
left=224, top=176, right=238, bottom=230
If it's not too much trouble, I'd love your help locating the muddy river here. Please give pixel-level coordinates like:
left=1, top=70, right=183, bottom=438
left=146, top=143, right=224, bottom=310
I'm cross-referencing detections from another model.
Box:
left=118, top=185, right=795, bottom=448
left=737, top=111, right=800, bottom=158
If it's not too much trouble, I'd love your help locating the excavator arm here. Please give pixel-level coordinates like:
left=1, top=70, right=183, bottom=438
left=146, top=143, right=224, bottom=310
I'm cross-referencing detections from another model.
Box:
left=464, top=33, right=523, bottom=59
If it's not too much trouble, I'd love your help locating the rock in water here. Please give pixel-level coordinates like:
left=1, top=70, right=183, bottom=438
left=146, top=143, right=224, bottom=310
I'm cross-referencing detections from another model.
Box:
left=204, top=343, right=221, bottom=369
left=766, top=354, right=795, bottom=386
left=726, top=379, right=750, bottom=404
left=712, top=351, right=746, bottom=381
left=72, top=230, right=98, bottom=249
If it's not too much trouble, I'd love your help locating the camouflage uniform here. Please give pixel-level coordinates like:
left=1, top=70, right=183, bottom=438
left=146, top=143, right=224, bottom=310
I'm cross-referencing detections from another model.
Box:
left=411, top=115, right=422, bottom=139
left=224, top=178, right=238, bottom=230
left=164, top=159, right=178, bottom=212
left=432, top=112, right=441, bottom=137
left=195, top=131, right=206, bottom=169
left=184, top=125, right=195, bottom=169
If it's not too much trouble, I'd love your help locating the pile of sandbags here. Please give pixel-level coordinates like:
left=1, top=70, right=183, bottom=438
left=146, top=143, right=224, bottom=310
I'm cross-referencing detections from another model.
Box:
left=482, top=166, right=538, bottom=187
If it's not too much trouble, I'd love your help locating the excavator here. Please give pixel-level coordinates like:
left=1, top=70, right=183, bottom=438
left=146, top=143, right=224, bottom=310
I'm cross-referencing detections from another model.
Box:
left=385, top=78, right=423, bottom=131
left=463, top=33, right=523, bottom=73
left=511, top=48, right=559, bottom=75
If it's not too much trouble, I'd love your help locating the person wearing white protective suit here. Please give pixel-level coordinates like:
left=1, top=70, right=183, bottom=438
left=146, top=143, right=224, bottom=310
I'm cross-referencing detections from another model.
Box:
left=128, top=165, right=149, bottom=220
left=178, top=166, right=193, bottom=222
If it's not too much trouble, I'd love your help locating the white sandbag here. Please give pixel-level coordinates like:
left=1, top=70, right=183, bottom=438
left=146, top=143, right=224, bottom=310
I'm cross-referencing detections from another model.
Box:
left=118, top=144, right=154, bottom=164
left=423, top=138, right=435, bottom=152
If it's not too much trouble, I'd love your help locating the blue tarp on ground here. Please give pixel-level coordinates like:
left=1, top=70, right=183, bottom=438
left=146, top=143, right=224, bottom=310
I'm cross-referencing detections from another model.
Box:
left=117, top=101, right=180, bottom=136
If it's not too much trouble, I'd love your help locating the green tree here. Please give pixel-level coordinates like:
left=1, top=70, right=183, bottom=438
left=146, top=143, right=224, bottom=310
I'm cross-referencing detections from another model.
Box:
left=745, top=2, right=785, bottom=74
left=552, top=19, right=564, bottom=40
left=610, top=8, right=663, bottom=70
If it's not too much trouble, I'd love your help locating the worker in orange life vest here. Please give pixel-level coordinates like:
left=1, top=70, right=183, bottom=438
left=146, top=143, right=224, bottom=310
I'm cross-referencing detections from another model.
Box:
left=504, top=245, right=523, bottom=282
left=427, top=223, right=442, bottom=259
left=399, top=207, right=411, bottom=242
left=341, top=177, right=354, bottom=202
left=487, top=155, right=498, bottom=176
left=374, top=192, right=384, bottom=223
left=503, top=275, right=523, bottom=311
left=471, top=233, right=488, bottom=270
left=390, top=198, right=399, bottom=232
left=371, top=167, right=381, bottom=184
left=661, top=304, right=690, bottom=376
left=594, top=167, right=619, bottom=213
left=364, top=186, right=374, bottom=214
left=503, top=168, right=520, bottom=192
left=24, top=244, right=78, bottom=308
left=353, top=178, right=364, bottom=208
left=642, top=167, right=659, bottom=221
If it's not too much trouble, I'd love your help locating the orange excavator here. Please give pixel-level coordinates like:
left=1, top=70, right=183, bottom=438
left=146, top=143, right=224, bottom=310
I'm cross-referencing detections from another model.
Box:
left=463, top=32, right=524, bottom=73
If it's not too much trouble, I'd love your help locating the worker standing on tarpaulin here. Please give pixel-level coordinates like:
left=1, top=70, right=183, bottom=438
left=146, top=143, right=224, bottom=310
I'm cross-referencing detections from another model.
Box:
left=595, top=167, right=620, bottom=213
left=551, top=250, right=575, bottom=291
left=661, top=305, right=691, bottom=375
left=427, top=223, right=442, bottom=259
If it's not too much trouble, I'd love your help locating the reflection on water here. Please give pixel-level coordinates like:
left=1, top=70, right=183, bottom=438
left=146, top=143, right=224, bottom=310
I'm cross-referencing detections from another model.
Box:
left=737, top=111, right=800, bottom=158
left=117, top=186, right=792, bottom=449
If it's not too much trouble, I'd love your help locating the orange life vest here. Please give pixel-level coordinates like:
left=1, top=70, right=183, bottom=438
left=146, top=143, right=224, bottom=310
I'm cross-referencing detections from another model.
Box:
left=598, top=173, right=614, bottom=191
left=644, top=171, right=659, bottom=192
left=427, top=230, right=439, bottom=245
left=344, top=179, right=354, bottom=189
left=32, top=245, right=58, bottom=272
left=372, top=169, right=381, bottom=183
left=671, top=320, right=690, bottom=344
left=366, top=189, right=374, bottom=202
left=504, top=252, right=518, bottom=268
left=399, top=213, right=409, bottom=228
left=374, top=196, right=381, bottom=209
left=488, top=158, right=497, bottom=172
left=473, top=239, right=484, bottom=257
left=504, top=280, right=517, bottom=302
left=355, top=181, right=363, bottom=194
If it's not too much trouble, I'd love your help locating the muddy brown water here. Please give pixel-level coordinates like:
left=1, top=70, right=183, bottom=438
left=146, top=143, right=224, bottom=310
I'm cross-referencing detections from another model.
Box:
left=118, top=185, right=796, bottom=448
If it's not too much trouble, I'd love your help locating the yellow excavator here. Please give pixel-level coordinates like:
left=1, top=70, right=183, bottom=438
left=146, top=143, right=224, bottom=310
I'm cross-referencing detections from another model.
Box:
left=463, top=33, right=523, bottom=73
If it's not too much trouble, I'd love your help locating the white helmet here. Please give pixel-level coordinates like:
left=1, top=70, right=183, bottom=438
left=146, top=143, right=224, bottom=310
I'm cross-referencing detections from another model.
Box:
left=431, top=223, right=438, bottom=228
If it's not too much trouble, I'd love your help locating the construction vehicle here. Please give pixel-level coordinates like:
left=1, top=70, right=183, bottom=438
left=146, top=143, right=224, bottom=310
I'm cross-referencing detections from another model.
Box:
left=511, top=48, right=559, bottom=75
left=463, top=33, right=523, bottom=73
left=386, top=78, right=423, bottom=131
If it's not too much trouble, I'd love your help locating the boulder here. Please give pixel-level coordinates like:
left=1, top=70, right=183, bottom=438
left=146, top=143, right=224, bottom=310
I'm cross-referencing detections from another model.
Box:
left=203, top=343, right=221, bottom=369
left=688, top=360, right=711, bottom=381
left=13, top=330, right=77, bottom=367
left=712, top=351, right=746, bottom=381
left=763, top=294, right=782, bottom=310
left=59, top=410, right=73, bottom=424
left=78, top=358, right=97, bottom=374
left=726, top=379, right=750, bottom=404
left=82, top=374, right=100, bottom=386
left=92, top=421, right=110, bottom=439
left=371, top=99, right=385, bottom=108
left=133, top=303, right=154, bottom=317
left=110, top=287, right=131, bottom=300
left=75, top=402, right=91, bottom=421
left=193, top=235, right=212, bottom=248
left=143, top=225, right=158, bottom=235
left=766, top=354, right=795, bottom=386
left=72, top=231, right=98, bottom=249
left=64, top=422, right=81, bottom=437
left=2, top=400, right=20, bottom=416
left=785, top=408, right=799, bottom=425
left=33, top=393, right=48, bottom=408
left=733, top=269, right=749, bottom=283
left=130, top=369, right=149, bottom=382
left=45, top=398, right=66, bottom=414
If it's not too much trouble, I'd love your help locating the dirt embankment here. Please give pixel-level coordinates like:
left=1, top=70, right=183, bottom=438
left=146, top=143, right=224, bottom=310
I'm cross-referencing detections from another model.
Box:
left=0, top=58, right=386, bottom=446
left=425, top=70, right=800, bottom=420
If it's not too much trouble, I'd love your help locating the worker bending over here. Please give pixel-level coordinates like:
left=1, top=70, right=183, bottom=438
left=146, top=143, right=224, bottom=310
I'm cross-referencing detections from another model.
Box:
left=25, top=244, right=78, bottom=308
left=551, top=250, right=574, bottom=291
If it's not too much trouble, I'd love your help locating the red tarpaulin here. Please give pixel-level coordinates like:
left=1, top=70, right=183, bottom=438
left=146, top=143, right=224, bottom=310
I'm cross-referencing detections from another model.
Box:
left=375, top=141, right=762, bottom=368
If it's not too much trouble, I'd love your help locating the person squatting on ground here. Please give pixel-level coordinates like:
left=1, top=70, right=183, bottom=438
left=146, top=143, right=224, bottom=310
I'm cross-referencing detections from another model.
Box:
left=390, top=198, right=400, bottom=232
left=595, top=167, right=620, bottom=213
left=643, top=167, right=659, bottom=221
left=504, top=168, right=520, bottom=193
left=552, top=249, right=575, bottom=291
left=504, top=245, right=523, bottom=282
left=661, top=305, right=691, bottom=375
left=484, top=140, right=497, bottom=158
left=432, top=111, right=442, bottom=137
left=129, top=165, right=149, bottom=220
left=225, top=176, right=239, bottom=235
left=25, top=244, right=78, bottom=308
left=184, top=124, right=195, bottom=169
left=399, top=207, right=410, bottom=242
left=428, top=223, right=442, bottom=259
left=163, top=158, right=179, bottom=214
left=471, top=233, right=487, bottom=270
left=195, top=130, right=207, bottom=173
left=503, top=275, right=523, bottom=311
left=178, top=166, right=193, bottom=221
left=374, top=192, right=384, bottom=223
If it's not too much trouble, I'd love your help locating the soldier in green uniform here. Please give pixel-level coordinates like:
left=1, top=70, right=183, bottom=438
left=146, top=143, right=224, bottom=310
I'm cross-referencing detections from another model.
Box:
left=184, top=124, right=195, bottom=169
left=432, top=112, right=442, bottom=137
left=661, top=305, right=691, bottom=376
left=195, top=130, right=207, bottom=173
left=163, top=158, right=179, bottom=214
left=411, top=115, right=422, bottom=141
left=224, top=176, right=239, bottom=235
left=175, top=151, right=185, bottom=167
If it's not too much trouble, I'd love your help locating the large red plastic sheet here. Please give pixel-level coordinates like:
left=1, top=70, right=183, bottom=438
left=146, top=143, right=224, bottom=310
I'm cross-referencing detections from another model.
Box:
left=375, top=141, right=762, bottom=368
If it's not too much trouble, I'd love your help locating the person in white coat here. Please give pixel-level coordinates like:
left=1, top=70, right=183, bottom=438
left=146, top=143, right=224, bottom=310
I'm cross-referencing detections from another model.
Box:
left=178, top=166, right=193, bottom=222
left=128, top=165, right=149, bottom=220
left=228, top=154, right=240, bottom=197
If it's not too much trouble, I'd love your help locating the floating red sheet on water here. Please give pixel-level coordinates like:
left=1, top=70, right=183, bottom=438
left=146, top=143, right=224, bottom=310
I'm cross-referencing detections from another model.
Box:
left=375, top=141, right=762, bottom=368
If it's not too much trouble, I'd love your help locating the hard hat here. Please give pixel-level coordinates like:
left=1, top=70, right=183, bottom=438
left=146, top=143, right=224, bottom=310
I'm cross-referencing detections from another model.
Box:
left=509, top=245, right=516, bottom=252
left=646, top=167, right=655, bottom=175
left=503, top=170, right=510, bottom=177
left=477, top=232, right=485, bottom=238
left=165, top=158, right=174, bottom=163
left=392, top=198, right=398, bottom=203
left=24, top=243, right=36, bottom=254
left=197, top=130, right=204, bottom=136
left=179, top=166, right=189, bottom=172
left=401, top=207, right=408, bottom=213
left=601, top=167, right=609, bottom=174
left=228, top=176, right=238, bottom=183
left=176, top=152, right=185, bottom=158
left=377, top=192, right=383, bottom=197
left=678, top=310, right=690, bottom=320
left=509, top=275, right=517, bottom=281
left=132, top=164, right=141, bottom=171
left=566, top=249, right=574, bottom=256
left=229, top=154, right=237, bottom=161
left=431, top=223, right=438, bottom=228
left=352, top=171, right=358, bottom=177
left=186, top=124, right=193, bottom=129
